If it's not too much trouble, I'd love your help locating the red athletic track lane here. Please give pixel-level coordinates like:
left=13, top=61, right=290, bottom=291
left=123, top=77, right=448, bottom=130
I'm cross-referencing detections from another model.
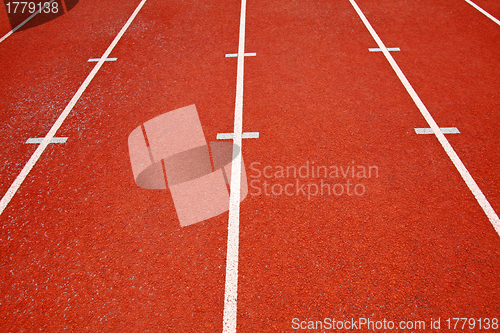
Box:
left=0, top=0, right=142, bottom=196
left=0, top=0, right=242, bottom=331
left=1, top=0, right=499, bottom=332
left=236, top=0, right=500, bottom=331
left=355, top=0, right=500, bottom=214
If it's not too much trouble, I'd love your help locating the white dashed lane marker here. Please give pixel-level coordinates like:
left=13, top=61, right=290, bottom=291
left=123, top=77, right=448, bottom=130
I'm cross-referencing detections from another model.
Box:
left=225, top=53, right=256, bottom=57
left=217, top=132, right=259, bottom=140
left=26, top=137, right=68, bottom=144
left=415, top=127, right=460, bottom=134
left=88, top=58, right=118, bottom=62
left=369, top=47, right=400, bottom=52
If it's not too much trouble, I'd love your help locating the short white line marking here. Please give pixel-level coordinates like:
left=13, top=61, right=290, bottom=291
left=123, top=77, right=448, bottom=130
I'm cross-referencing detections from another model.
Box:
left=0, top=0, right=56, bottom=44
left=26, top=137, right=68, bottom=144
left=222, top=0, right=246, bottom=331
left=217, top=132, right=259, bottom=140
left=225, top=52, right=256, bottom=57
left=415, top=127, right=460, bottom=134
left=88, top=58, right=118, bottom=62
left=369, top=47, right=400, bottom=52
left=0, top=0, right=148, bottom=216
left=349, top=0, right=500, bottom=236
left=465, top=0, right=500, bottom=26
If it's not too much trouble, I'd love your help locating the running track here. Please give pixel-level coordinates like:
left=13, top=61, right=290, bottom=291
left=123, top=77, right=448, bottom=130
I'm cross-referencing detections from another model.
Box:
left=0, top=0, right=499, bottom=331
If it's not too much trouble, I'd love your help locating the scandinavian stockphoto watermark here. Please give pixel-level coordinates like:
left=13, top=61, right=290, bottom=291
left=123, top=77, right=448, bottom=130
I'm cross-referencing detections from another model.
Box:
left=249, top=161, right=379, bottom=200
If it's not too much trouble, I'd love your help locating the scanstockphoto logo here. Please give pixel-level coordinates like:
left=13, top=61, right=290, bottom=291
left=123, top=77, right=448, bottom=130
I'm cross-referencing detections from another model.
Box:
left=249, top=161, right=379, bottom=200
left=128, top=105, right=248, bottom=228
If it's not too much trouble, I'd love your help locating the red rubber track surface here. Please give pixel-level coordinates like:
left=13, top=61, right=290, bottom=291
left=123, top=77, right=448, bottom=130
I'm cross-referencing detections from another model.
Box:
left=0, top=0, right=499, bottom=332
left=238, top=0, right=500, bottom=331
left=1, top=0, right=240, bottom=331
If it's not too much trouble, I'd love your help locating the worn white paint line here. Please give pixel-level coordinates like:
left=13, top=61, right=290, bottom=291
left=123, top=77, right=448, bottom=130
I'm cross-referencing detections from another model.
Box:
left=465, top=0, right=500, bottom=26
left=225, top=52, right=256, bottom=57
left=369, top=47, right=400, bottom=52
left=88, top=58, right=118, bottom=62
left=26, top=137, right=68, bottom=144
left=415, top=127, right=460, bottom=135
left=222, top=0, right=246, bottom=331
left=349, top=0, right=500, bottom=236
left=0, top=30, right=13, bottom=44
left=0, top=0, right=148, bottom=216
left=217, top=132, right=259, bottom=140
left=0, top=0, right=56, bottom=44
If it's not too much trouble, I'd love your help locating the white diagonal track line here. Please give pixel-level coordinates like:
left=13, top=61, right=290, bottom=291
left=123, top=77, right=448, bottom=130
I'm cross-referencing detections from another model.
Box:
left=349, top=0, right=500, bottom=236
left=465, top=0, right=500, bottom=26
left=0, top=0, right=148, bottom=215
left=222, top=0, right=247, bottom=331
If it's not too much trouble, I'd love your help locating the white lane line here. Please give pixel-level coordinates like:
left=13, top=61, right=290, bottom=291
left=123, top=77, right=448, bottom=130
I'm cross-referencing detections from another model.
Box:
left=0, top=0, right=148, bottom=216
left=415, top=127, right=460, bottom=135
left=349, top=0, right=500, bottom=236
left=369, top=47, right=400, bottom=52
left=88, top=58, right=118, bottom=62
left=465, top=0, right=500, bottom=26
left=217, top=132, right=259, bottom=140
left=225, top=52, right=256, bottom=57
left=222, top=0, right=247, bottom=331
left=26, top=137, right=68, bottom=144
left=0, top=0, right=57, bottom=44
